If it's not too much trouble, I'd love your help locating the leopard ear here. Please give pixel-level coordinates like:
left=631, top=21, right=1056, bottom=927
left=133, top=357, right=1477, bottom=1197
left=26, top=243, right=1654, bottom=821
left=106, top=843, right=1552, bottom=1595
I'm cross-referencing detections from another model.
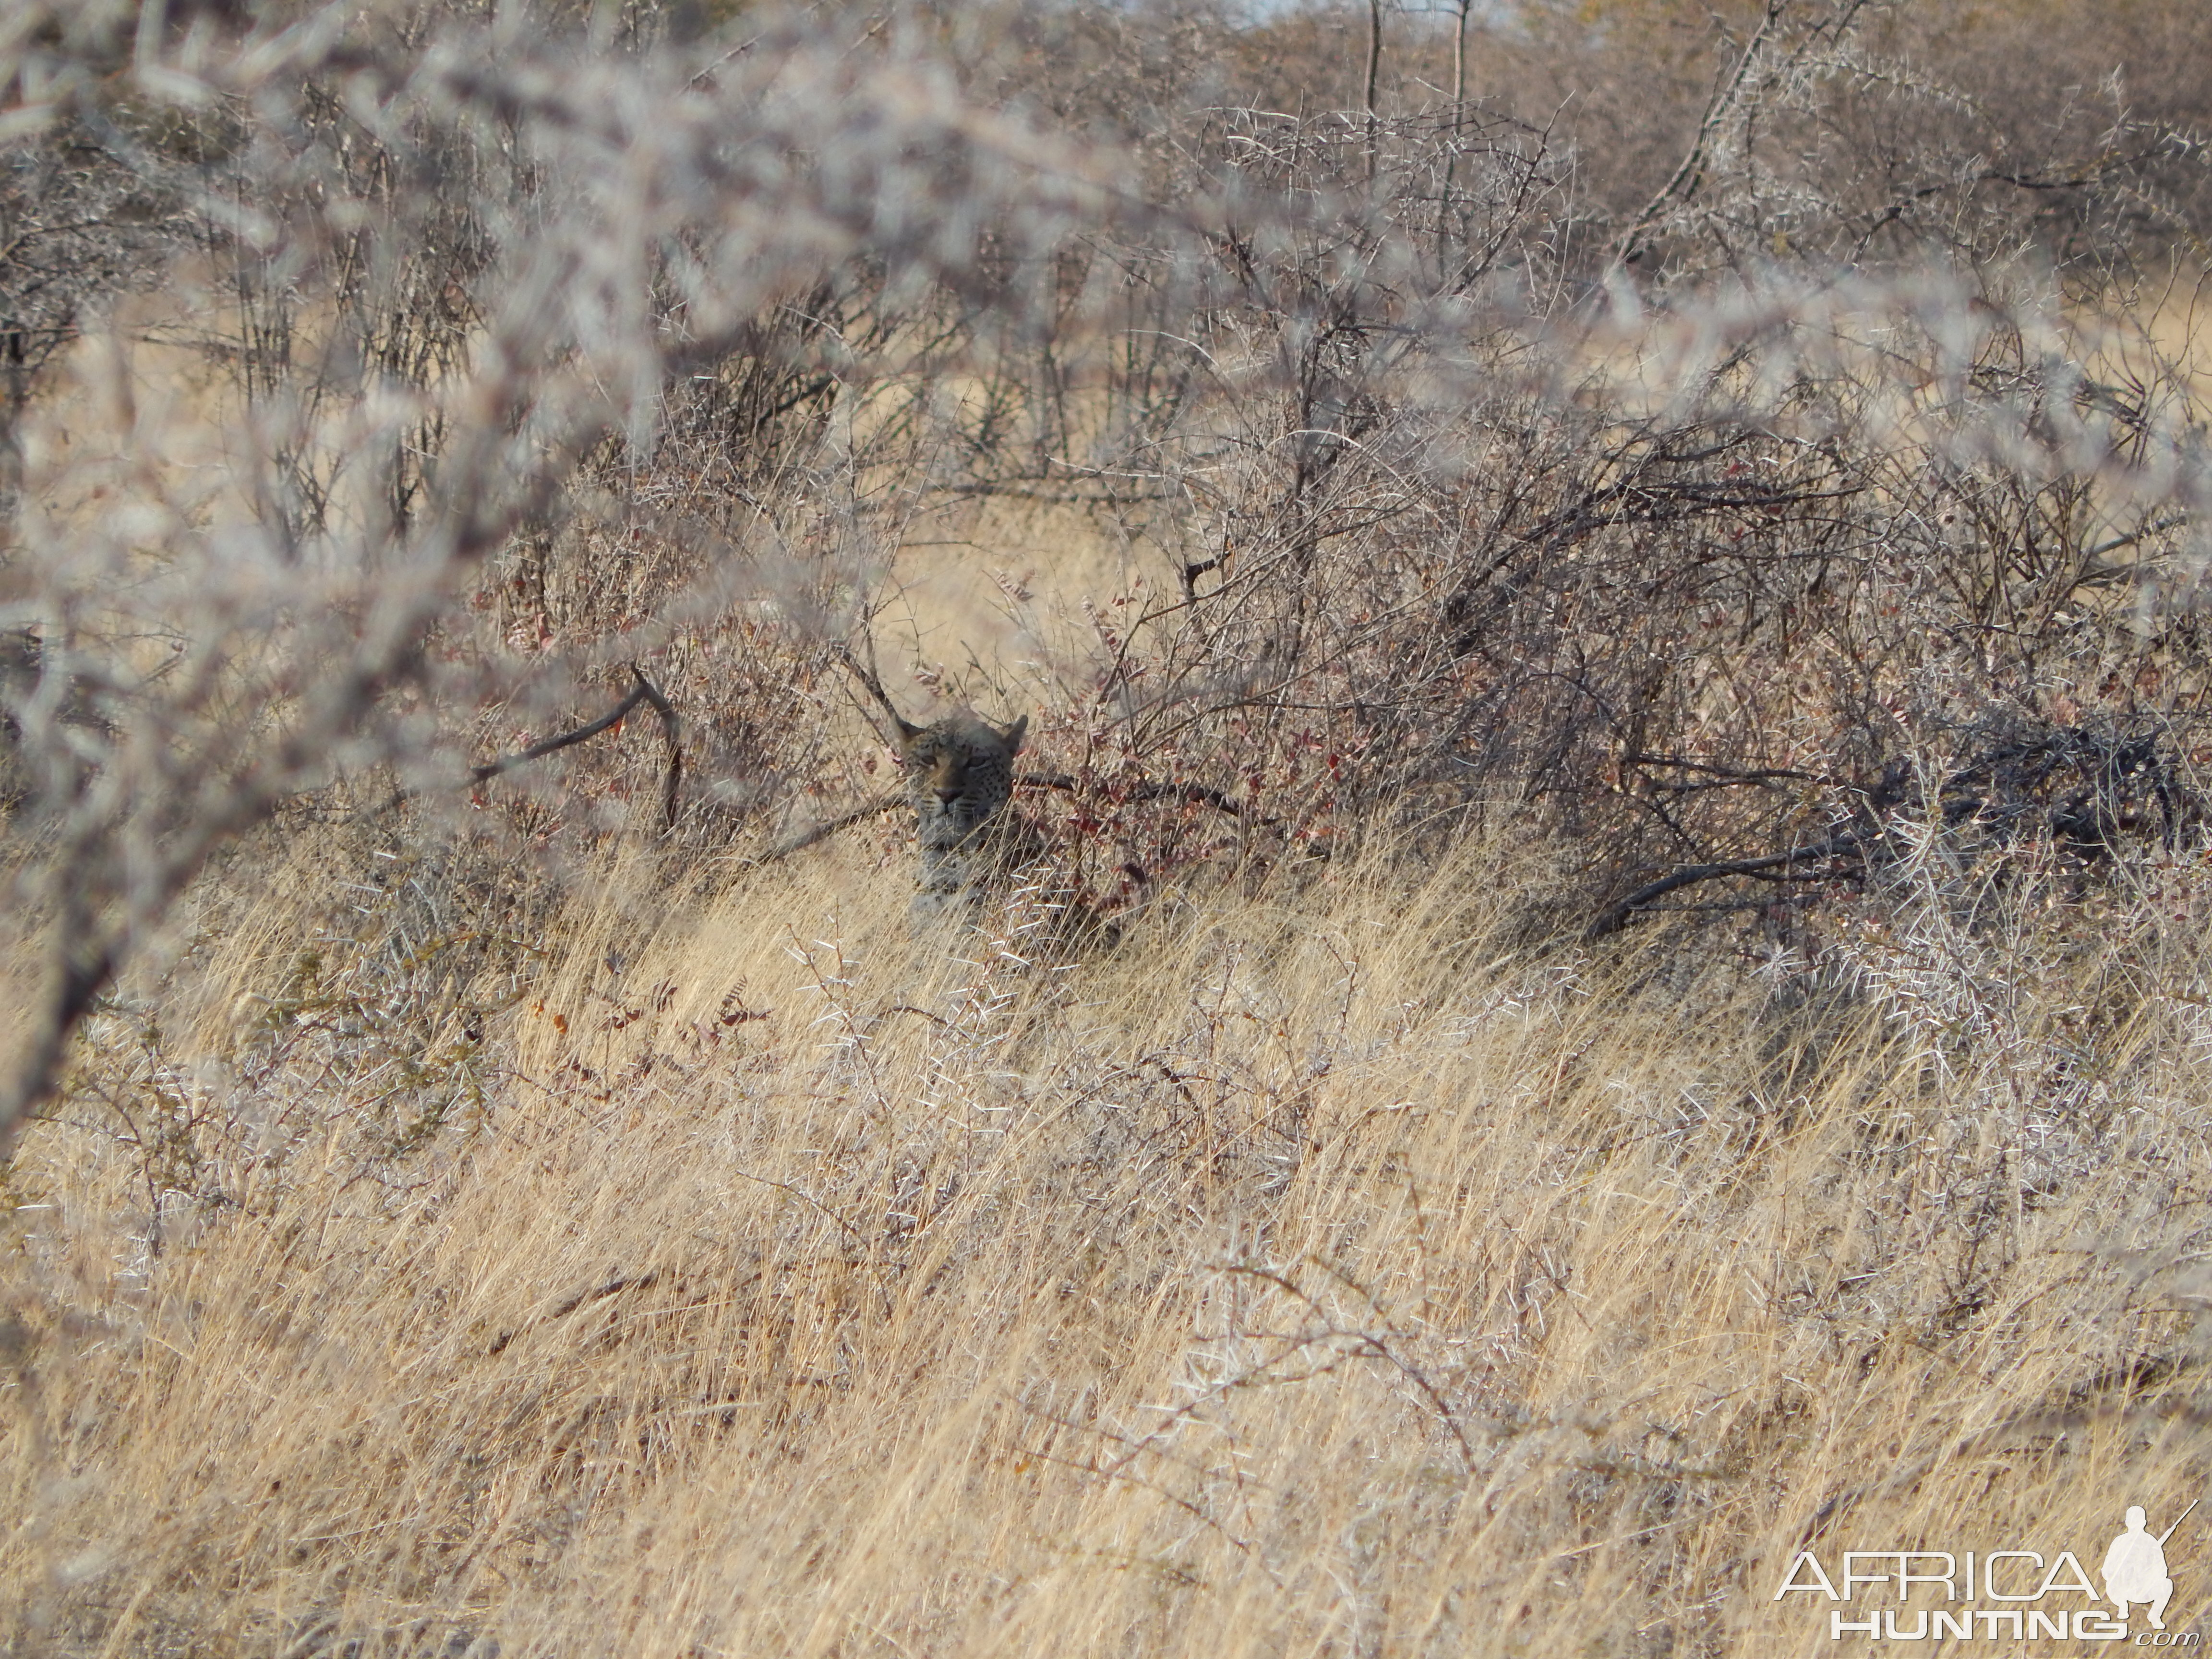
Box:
left=999, top=714, right=1028, bottom=756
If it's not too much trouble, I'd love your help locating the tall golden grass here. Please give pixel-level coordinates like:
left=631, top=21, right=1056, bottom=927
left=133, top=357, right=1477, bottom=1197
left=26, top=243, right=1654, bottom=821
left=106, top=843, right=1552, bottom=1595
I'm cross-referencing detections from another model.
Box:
left=6, top=820, right=2208, bottom=1656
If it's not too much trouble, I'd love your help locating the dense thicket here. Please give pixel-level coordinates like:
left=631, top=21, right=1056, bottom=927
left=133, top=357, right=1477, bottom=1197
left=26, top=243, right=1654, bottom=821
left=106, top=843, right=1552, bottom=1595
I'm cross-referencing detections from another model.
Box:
left=0, top=0, right=2208, bottom=1137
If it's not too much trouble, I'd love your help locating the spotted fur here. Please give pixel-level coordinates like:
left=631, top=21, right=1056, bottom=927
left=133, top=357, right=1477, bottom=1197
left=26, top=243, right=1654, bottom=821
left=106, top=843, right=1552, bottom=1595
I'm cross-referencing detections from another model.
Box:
left=897, top=711, right=1037, bottom=914
left=894, top=710, right=1117, bottom=947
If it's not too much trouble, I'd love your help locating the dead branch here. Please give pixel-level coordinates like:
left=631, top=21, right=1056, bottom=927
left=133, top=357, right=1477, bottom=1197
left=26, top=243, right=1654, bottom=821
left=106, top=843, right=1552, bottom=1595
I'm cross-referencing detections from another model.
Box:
left=744, top=788, right=906, bottom=868
left=1584, top=832, right=1863, bottom=941
left=1614, top=0, right=1786, bottom=268
left=469, top=665, right=685, bottom=831
left=829, top=640, right=920, bottom=741
left=365, top=665, right=685, bottom=830
left=1022, top=770, right=1280, bottom=825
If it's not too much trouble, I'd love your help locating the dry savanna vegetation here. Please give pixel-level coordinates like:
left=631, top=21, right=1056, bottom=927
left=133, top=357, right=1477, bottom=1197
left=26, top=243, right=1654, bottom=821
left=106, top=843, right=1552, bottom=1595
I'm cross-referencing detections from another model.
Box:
left=5, top=1, right=2212, bottom=1654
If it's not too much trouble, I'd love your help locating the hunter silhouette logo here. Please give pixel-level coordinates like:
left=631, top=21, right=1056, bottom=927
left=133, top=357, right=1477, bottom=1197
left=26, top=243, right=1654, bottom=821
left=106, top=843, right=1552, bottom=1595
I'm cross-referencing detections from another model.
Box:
left=1771, top=1497, right=2202, bottom=1643
left=2105, top=1503, right=2193, bottom=1632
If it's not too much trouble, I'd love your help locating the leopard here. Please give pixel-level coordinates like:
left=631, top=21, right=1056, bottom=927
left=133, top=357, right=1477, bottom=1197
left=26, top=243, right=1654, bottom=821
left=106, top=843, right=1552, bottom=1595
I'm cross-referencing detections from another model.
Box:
left=892, top=709, right=1119, bottom=949
left=897, top=710, right=1035, bottom=906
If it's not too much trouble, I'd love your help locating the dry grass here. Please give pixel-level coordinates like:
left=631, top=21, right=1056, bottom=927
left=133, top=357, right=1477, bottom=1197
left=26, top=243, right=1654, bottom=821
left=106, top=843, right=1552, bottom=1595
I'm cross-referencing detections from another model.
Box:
left=6, top=823, right=2212, bottom=1657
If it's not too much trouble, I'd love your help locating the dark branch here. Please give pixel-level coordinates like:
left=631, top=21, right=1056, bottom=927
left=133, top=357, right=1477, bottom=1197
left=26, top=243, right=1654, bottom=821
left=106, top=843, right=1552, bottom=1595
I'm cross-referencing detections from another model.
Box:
left=829, top=639, right=917, bottom=740
left=745, top=788, right=906, bottom=866
left=375, top=665, right=685, bottom=830
left=1021, top=769, right=1280, bottom=825
left=1584, top=832, right=1861, bottom=941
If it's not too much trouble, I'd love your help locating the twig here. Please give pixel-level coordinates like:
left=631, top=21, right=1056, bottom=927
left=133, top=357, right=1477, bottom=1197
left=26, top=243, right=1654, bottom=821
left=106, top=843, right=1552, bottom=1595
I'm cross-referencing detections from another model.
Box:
left=743, top=788, right=906, bottom=867
left=1363, top=0, right=1383, bottom=184
left=372, top=664, right=685, bottom=830
left=473, top=665, right=683, bottom=831
left=729, top=1168, right=872, bottom=1248
left=1022, top=770, right=1280, bottom=825
left=1584, top=832, right=1861, bottom=941
left=1614, top=0, right=1783, bottom=268
left=485, top=1270, right=663, bottom=1357
left=829, top=639, right=921, bottom=741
